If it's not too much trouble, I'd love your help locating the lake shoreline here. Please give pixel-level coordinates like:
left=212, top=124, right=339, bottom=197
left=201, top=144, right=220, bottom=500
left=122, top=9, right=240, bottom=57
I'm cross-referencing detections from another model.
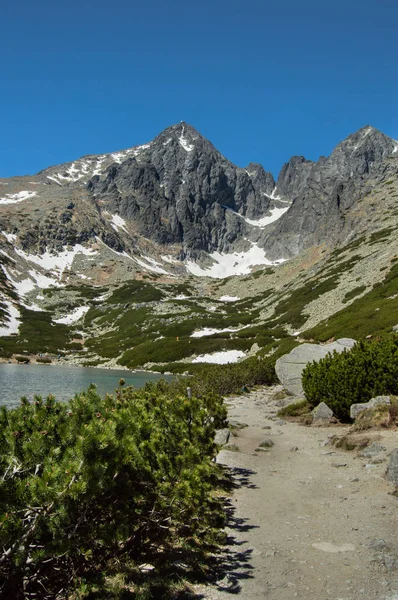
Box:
left=0, top=355, right=171, bottom=376
left=0, top=363, right=172, bottom=409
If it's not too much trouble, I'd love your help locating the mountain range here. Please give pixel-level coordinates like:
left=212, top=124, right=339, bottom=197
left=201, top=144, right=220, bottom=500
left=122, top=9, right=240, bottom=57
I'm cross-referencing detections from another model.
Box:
left=0, top=122, right=397, bottom=371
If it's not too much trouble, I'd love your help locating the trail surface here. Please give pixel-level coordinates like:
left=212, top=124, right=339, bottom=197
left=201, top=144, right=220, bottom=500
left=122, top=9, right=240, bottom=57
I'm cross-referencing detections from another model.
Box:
left=195, top=386, right=398, bottom=600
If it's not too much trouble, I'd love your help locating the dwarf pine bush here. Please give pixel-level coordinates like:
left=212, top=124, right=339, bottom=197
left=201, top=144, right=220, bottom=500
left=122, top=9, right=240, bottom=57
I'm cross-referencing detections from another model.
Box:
left=302, top=334, right=398, bottom=420
left=0, top=384, right=227, bottom=598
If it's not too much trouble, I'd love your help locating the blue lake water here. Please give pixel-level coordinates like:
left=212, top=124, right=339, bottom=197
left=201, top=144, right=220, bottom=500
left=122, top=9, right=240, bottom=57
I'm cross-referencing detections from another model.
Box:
left=0, top=364, right=170, bottom=409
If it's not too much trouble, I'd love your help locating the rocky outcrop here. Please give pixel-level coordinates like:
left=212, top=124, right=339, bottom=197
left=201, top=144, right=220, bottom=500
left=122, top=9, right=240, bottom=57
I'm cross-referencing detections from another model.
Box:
left=262, top=126, right=397, bottom=259
left=275, top=338, right=356, bottom=395
left=85, top=123, right=276, bottom=255
left=350, top=396, right=391, bottom=420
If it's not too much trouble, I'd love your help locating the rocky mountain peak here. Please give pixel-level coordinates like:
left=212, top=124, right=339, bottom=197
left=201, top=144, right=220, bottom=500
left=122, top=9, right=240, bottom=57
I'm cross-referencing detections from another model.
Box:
left=330, top=125, right=397, bottom=173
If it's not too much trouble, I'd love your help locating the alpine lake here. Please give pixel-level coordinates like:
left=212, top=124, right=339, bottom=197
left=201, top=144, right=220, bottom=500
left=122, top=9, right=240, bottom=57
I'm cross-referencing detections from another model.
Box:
left=0, top=364, right=171, bottom=409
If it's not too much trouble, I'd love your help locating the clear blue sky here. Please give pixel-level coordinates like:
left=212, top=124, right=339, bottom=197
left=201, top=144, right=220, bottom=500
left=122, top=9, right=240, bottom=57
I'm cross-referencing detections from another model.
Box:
left=1, top=0, right=397, bottom=179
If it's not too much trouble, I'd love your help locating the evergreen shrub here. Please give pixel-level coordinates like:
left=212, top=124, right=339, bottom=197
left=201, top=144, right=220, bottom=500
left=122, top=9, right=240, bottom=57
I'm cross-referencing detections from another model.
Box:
left=0, top=384, right=227, bottom=598
left=302, top=334, right=398, bottom=420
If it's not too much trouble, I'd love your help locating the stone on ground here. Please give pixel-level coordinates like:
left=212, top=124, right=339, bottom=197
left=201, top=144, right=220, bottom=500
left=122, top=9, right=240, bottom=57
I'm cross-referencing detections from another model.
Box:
left=311, top=401, right=334, bottom=425
left=350, top=395, right=391, bottom=420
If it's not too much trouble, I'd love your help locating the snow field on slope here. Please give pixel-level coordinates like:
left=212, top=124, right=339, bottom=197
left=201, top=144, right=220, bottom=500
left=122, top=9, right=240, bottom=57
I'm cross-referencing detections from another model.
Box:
left=243, top=206, right=289, bottom=227
left=0, top=191, right=37, bottom=205
left=186, top=244, right=285, bottom=278
left=15, top=245, right=98, bottom=277
left=54, top=306, right=90, bottom=325
left=0, top=300, right=21, bottom=336
left=190, top=326, right=246, bottom=338
left=192, top=350, right=246, bottom=364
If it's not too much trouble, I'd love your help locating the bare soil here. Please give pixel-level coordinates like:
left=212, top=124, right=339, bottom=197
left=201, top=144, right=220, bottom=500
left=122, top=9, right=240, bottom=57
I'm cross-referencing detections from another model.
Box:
left=195, top=386, right=398, bottom=600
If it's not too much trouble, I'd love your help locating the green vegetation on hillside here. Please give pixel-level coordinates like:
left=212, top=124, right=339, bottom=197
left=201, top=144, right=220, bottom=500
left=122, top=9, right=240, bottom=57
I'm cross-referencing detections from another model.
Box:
left=303, top=262, right=398, bottom=340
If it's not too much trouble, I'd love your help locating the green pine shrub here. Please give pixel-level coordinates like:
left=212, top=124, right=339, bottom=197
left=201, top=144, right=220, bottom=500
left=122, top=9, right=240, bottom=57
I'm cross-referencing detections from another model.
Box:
left=0, top=384, right=227, bottom=599
left=302, top=334, right=398, bottom=421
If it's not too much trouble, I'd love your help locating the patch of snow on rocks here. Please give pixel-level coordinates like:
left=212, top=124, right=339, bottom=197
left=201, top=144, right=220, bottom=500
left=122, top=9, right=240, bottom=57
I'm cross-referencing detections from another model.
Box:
left=186, top=244, right=285, bottom=278
left=192, top=350, right=246, bottom=364
left=54, top=306, right=90, bottom=325
left=269, top=187, right=282, bottom=200
left=20, top=301, right=43, bottom=312
left=1, top=231, right=17, bottom=243
left=161, top=255, right=179, bottom=264
left=110, top=214, right=128, bottom=233
left=0, top=301, right=21, bottom=336
left=15, top=245, right=97, bottom=279
left=0, top=191, right=37, bottom=205
left=28, top=270, right=63, bottom=289
left=134, top=256, right=169, bottom=275
left=219, top=295, right=240, bottom=302
left=191, top=326, right=245, bottom=338
left=244, top=206, right=290, bottom=227
left=178, top=132, right=194, bottom=152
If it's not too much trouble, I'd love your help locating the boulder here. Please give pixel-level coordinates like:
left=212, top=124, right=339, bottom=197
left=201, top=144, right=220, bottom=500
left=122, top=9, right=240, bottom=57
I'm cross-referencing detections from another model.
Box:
left=275, top=338, right=356, bottom=395
left=386, top=449, right=398, bottom=484
left=359, top=442, right=386, bottom=458
left=350, top=396, right=391, bottom=420
left=214, top=428, right=230, bottom=446
left=312, top=402, right=334, bottom=425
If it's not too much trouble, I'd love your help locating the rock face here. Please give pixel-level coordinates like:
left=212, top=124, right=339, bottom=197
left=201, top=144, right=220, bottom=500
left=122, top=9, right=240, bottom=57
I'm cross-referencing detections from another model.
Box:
left=0, top=122, right=396, bottom=276
left=350, top=396, right=391, bottom=420
left=275, top=338, right=356, bottom=396
left=85, top=123, right=277, bottom=256
left=262, top=126, right=397, bottom=259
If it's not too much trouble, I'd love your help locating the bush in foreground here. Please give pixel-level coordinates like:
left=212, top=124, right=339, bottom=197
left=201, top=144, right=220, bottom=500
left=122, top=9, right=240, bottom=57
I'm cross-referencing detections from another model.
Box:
left=0, top=384, right=227, bottom=599
left=302, top=334, right=398, bottom=421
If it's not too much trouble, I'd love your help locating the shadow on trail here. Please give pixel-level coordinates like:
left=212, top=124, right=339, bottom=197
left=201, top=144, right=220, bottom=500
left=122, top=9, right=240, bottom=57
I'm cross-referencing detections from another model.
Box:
left=188, top=464, right=259, bottom=596
left=218, top=465, right=259, bottom=491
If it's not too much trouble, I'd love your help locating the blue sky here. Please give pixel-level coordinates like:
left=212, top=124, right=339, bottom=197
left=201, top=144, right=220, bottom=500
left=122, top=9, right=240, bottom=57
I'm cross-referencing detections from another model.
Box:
left=1, top=0, right=397, bottom=178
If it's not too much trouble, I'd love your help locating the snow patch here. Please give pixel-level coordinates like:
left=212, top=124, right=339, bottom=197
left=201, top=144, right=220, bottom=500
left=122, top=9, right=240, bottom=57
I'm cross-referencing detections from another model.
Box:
left=191, top=326, right=246, bottom=338
left=244, top=206, right=290, bottom=228
left=110, top=214, right=128, bottom=233
left=54, top=306, right=90, bottom=325
left=2, top=231, right=17, bottom=243
left=192, top=350, right=246, bottom=364
left=0, top=191, right=37, bottom=205
left=161, top=255, right=179, bottom=264
left=269, top=187, right=282, bottom=201
left=219, top=295, right=240, bottom=302
left=134, top=256, right=169, bottom=275
left=15, top=245, right=98, bottom=278
left=0, top=301, right=21, bottom=336
left=186, top=244, right=286, bottom=279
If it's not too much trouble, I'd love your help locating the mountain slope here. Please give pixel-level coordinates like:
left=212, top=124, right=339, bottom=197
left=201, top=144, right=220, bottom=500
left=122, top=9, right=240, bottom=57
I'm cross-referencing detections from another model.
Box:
left=0, top=123, right=397, bottom=371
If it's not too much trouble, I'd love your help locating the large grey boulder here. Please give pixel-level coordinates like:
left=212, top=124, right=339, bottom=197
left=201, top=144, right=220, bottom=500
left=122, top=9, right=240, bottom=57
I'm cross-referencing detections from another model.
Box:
left=275, top=338, right=356, bottom=396
left=350, top=396, right=391, bottom=420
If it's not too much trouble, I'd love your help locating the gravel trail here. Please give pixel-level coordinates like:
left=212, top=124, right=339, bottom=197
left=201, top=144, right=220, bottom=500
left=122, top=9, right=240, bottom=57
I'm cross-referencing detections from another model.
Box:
left=195, top=387, right=398, bottom=600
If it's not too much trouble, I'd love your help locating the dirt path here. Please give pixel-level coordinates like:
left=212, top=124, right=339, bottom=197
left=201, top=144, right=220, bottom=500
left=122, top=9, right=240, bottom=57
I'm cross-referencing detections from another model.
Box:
left=195, top=386, right=398, bottom=600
